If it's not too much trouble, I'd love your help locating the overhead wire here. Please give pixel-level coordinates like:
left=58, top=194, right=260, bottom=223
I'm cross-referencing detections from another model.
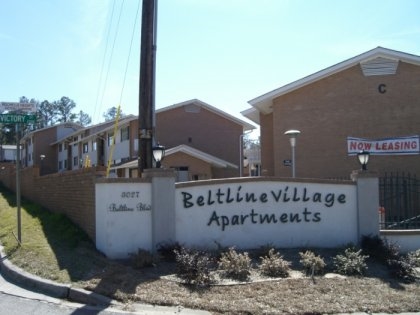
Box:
left=118, top=0, right=141, bottom=107
left=92, top=0, right=116, bottom=123
left=95, top=0, right=125, bottom=123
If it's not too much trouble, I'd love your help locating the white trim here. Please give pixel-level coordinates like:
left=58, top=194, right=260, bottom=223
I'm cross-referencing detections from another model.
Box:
left=246, top=47, right=420, bottom=116
left=157, top=99, right=256, bottom=132
left=112, top=144, right=238, bottom=170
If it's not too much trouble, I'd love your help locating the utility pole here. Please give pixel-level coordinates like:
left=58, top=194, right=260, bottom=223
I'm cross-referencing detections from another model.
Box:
left=138, top=0, right=157, bottom=175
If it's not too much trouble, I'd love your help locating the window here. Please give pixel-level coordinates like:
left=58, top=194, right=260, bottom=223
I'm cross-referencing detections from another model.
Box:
left=58, top=161, right=63, bottom=170
left=108, top=132, right=114, bottom=146
left=73, top=157, right=78, bottom=166
left=58, top=143, right=63, bottom=152
left=121, top=126, right=129, bottom=141
left=83, top=142, right=89, bottom=153
left=92, top=140, right=97, bottom=151
left=73, top=136, right=78, bottom=147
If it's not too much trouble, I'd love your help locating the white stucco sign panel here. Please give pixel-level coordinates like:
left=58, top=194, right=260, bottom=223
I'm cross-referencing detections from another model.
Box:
left=175, top=181, right=357, bottom=249
left=96, top=182, right=152, bottom=258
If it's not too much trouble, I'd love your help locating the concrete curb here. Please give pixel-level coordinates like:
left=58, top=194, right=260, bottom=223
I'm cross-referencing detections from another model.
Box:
left=0, top=245, right=119, bottom=307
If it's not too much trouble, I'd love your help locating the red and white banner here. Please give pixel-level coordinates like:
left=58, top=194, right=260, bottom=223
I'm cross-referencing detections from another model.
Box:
left=347, top=135, right=419, bottom=155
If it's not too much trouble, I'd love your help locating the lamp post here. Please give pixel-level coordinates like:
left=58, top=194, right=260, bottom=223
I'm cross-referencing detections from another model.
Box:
left=152, top=143, right=165, bottom=168
left=357, top=150, right=370, bottom=171
left=284, top=129, right=301, bottom=178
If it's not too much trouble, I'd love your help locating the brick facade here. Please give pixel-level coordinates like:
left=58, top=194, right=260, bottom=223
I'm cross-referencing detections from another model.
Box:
left=246, top=48, right=420, bottom=179
left=0, top=165, right=105, bottom=240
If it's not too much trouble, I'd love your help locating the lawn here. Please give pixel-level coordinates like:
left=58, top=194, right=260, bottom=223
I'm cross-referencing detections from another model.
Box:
left=0, top=185, right=419, bottom=314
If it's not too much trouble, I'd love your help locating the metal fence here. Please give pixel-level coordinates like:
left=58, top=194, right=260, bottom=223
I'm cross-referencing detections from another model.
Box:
left=379, top=172, right=420, bottom=230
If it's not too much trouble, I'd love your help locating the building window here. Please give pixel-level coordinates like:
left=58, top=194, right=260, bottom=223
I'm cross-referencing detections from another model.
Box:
left=121, top=126, right=129, bottom=141
left=73, top=156, right=78, bottom=166
left=83, top=142, right=89, bottom=153
left=92, top=140, right=97, bottom=151
left=58, top=161, right=63, bottom=170
left=58, top=143, right=63, bottom=152
left=108, top=132, right=114, bottom=146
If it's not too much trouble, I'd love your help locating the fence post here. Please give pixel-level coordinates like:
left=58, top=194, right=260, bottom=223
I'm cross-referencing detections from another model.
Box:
left=351, top=170, right=380, bottom=243
left=143, top=168, right=177, bottom=253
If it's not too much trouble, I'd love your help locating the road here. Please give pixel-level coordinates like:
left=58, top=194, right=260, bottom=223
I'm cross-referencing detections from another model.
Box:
left=0, top=272, right=209, bottom=315
left=0, top=292, right=126, bottom=315
left=0, top=271, right=129, bottom=315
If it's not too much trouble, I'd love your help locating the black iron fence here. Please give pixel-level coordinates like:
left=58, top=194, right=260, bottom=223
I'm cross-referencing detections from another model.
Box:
left=379, top=172, right=420, bottom=230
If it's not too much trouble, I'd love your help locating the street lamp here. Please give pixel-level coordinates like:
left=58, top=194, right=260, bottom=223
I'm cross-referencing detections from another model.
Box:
left=284, top=130, right=301, bottom=178
left=152, top=143, right=165, bottom=168
left=357, top=150, right=370, bottom=171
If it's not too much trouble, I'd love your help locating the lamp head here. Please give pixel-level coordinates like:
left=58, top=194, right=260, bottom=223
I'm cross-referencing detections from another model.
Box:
left=284, top=129, right=301, bottom=147
left=152, top=143, right=165, bottom=168
left=357, top=150, right=370, bottom=171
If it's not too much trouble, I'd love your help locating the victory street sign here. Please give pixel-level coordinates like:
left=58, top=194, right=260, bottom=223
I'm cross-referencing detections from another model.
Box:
left=0, top=114, right=37, bottom=124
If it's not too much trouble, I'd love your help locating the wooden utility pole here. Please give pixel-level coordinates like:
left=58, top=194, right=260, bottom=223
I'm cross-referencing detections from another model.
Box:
left=138, top=0, right=157, bottom=174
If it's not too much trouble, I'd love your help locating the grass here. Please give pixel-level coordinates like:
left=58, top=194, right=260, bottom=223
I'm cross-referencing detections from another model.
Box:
left=0, top=185, right=419, bottom=314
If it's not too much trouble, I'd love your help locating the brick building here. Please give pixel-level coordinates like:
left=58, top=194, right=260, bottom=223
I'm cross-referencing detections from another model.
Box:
left=21, top=122, right=83, bottom=175
left=242, top=47, right=420, bottom=179
left=115, top=99, right=255, bottom=180
left=21, top=99, right=255, bottom=180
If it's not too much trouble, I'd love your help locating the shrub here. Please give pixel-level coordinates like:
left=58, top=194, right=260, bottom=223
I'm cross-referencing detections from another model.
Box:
left=299, top=250, right=326, bottom=276
left=130, top=249, right=156, bottom=269
left=157, top=241, right=183, bottom=262
left=333, top=248, right=369, bottom=276
left=259, top=249, right=291, bottom=278
left=361, top=235, right=399, bottom=263
left=174, top=247, right=214, bottom=285
left=361, top=235, right=418, bottom=282
left=218, top=247, right=252, bottom=281
left=407, top=249, right=420, bottom=267
left=388, top=256, right=416, bottom=283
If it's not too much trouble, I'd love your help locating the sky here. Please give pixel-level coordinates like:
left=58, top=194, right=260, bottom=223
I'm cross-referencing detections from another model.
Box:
left=1, top=0, right=420, bottom=136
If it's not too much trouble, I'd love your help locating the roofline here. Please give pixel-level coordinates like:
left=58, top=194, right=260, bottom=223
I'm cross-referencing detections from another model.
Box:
left=166, top=144, right=238, bottom=169
left=112, top=144, right=238, bottom=170
left=157, top=99, right=256, bottom=132
left=248, top=47, right=420, bottom=114
left=51, top=115, right=137, bottom=146
left=21, top=122, right=83, bottom=140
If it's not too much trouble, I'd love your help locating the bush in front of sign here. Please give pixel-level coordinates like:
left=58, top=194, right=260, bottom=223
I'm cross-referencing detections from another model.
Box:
left=259, top=248, right=291, bottom=278
left=130, top=248, right=156, bottom=269
left=333, top=248, right=369, bottom=276
left=218, top=247, right=252, bottom=281
left=174, top=247, right=214, bottom=286
left=299, top=250, right=326, bottom=276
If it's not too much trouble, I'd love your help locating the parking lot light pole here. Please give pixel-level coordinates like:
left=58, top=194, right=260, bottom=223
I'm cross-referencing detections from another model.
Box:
left=284, top=129, right=301, bottom=178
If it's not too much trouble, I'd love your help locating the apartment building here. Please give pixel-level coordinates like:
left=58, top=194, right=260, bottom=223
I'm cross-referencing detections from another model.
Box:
left=21, top=99, right=256, bottom=180
left=21, top=122, right=83, bottom=175
left=242, top=47, right=420, bottom=179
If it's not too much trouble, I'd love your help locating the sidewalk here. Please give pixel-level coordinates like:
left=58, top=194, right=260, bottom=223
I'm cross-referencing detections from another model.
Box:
left=0, top=245, right=210, bottom=314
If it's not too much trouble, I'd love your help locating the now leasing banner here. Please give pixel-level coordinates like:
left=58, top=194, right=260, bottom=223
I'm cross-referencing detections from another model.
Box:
left=347, top=135, right=420, bottom=155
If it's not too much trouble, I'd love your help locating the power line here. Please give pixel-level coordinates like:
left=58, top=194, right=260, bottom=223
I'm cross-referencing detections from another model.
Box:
left=92, top=0, right=117, bottom=123
left=118, top=0, right=141, bottom=106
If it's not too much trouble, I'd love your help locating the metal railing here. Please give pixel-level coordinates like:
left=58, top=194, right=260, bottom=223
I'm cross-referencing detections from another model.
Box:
left=379, top=172, right=420, bottom=230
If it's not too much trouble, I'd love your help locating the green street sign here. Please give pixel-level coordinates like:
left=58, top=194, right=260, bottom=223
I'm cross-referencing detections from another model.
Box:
left=0, top=114, right=37, bottom=124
